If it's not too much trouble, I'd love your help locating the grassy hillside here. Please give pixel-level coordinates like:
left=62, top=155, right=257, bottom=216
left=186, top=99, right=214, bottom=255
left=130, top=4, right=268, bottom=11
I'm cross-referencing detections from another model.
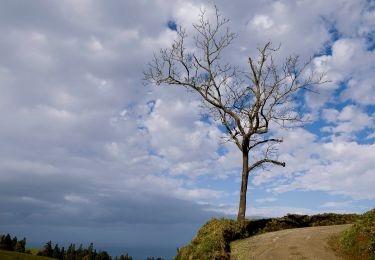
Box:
left=174, top=213, right=359, bottom=260
left=338, top=208, right=375, bottom=259
left=26, top=248, right=42, bottom=255
left=0, top=250, right=54, bottom=260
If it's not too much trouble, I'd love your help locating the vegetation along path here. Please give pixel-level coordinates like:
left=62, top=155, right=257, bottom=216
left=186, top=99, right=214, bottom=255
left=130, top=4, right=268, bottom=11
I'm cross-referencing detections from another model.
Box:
left=231, top=224, right=351, bottom=260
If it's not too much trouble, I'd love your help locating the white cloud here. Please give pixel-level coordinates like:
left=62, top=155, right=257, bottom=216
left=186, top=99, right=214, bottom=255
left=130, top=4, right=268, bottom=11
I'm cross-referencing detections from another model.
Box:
left=341, top=78, right=375, bottom=106
left=206, top=203, right=321, bottom=218
left=89, top=36, right=104, bottom=51
left=172, top=1, right=207, bottom=29
left=251, top=15, right=274, bottom=30
left=321, top=105, right=374, bottom=138
left=255, top=131, right=375, bottom=200
left=247, top=206, right=317, bottom=218
left=143, top=96, right=225, bottom=177
left=256, top=197, right=277, bottom=204
left=367, top=132, right=375, bottom=140
left=307, top=38, right=375, bottom=108
left=322, top=108, right=339, bottom=123
left=0, top=159, right=60, bottom=176
left=244, top=0, right=331, bottom=60
left=175, top=188, right=225, bottom=201
left=320, top=201, right=351, bottom=209
left=64, top=194, right=91, bottom=204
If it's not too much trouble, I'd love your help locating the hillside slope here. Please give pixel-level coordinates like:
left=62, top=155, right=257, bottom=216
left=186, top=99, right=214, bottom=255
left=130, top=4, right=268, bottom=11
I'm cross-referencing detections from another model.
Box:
left=231, top=224, right=351, bottom=260
left=0, top=250, right=54, bottom=260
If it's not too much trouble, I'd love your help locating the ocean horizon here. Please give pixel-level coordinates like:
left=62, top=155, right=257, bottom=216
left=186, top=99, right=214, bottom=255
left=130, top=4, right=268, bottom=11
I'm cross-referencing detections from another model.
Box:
left=106, top=245, right=177, bottom=260
left=28, top=241, right=178, bottom=260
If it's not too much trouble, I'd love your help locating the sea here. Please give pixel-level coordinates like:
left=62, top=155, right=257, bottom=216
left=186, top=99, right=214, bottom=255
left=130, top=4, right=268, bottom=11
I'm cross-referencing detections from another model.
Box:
left=106, top=245, right=177, bottom=260
left=28, top=242, right=178, bottom=260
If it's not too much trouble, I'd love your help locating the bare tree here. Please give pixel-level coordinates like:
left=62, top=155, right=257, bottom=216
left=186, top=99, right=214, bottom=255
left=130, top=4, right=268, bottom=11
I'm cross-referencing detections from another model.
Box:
left=144, top=7, right=325, bottom=222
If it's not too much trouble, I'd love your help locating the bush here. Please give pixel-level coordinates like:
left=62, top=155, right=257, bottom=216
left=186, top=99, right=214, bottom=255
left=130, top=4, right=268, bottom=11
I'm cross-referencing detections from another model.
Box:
left=262, top=214, right=310, bottom=232
left=174, top=218, right=248, bottom=260
left=339, top=208, right=375, bottom=259
left=260, top=213, right=358, bottom=233
left=310, top=213, right=359, bottom=227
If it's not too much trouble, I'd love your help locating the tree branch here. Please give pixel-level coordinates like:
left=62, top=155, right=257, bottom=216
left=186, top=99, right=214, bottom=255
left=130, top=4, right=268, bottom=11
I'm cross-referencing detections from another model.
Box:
left=248, top=138, right=283, bottom=151
left=248, top=159, right=286, bottom=173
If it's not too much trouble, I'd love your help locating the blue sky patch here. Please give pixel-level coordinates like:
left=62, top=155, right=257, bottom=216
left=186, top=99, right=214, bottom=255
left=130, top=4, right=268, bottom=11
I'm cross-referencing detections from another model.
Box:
left=167, top=20, right=177, bottom=31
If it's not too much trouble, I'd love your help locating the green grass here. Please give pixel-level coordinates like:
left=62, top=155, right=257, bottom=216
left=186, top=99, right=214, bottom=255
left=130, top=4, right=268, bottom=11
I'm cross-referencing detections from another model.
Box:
left=0, top=250, right=55, bottom=260
left=338, top=208, right=375, bottom=259
left=174, top=218, right=248, bottom=260
left=174, top=213, right=360, bottom=260
left=26, top=248, right=42, bottom=255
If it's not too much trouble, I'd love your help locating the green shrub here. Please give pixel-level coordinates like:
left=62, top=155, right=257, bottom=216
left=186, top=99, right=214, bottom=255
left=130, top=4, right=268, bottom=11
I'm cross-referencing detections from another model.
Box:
left=174, top=218, right=248, bottom=260
left=243, top=218, right=273, bottom=236
left=310, top=213, right=359, bottom=227
left=261, top=213, right=358, bottom=233
left=339, top=208, right=375, bottom=259
left=262, top=214, right=310, bottom=232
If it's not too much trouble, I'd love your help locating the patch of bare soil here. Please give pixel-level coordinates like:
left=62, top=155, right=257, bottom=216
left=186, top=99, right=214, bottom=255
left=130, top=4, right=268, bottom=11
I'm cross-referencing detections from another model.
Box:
left=231, top=224, right=352, bottom=260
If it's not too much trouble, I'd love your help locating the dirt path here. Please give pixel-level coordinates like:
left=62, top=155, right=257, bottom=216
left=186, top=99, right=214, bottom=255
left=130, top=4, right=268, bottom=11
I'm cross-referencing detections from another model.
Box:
left=230, top=224, right=351, bottom=260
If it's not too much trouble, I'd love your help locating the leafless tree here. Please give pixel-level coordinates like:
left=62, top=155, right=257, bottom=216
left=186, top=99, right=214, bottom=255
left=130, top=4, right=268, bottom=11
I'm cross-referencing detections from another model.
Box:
left=144, top=7, right=326, bottom=222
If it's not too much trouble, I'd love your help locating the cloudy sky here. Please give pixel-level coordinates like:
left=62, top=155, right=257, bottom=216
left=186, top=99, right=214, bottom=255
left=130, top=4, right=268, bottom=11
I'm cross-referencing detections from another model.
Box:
left=0, top=0, right=374, bottom=258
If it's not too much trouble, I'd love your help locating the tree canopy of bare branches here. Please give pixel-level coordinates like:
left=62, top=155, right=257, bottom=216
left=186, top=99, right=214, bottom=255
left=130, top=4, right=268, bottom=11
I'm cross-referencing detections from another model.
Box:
left=144, top=7, right=326, bottom=221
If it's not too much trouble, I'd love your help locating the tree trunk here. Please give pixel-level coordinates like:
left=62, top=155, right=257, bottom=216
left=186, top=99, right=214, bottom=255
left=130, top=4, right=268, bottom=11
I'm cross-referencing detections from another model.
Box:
left=237, top=150, right=249, bottom=222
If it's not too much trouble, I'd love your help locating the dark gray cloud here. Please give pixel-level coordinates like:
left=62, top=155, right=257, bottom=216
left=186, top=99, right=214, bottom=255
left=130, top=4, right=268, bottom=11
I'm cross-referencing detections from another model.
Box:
left=0, top=1, right=222, bottom=248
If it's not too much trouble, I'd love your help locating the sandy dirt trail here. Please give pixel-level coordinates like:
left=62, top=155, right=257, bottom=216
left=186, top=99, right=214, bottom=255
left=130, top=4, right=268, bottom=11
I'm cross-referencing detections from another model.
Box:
left=231, top=224, right=351, bottom=260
